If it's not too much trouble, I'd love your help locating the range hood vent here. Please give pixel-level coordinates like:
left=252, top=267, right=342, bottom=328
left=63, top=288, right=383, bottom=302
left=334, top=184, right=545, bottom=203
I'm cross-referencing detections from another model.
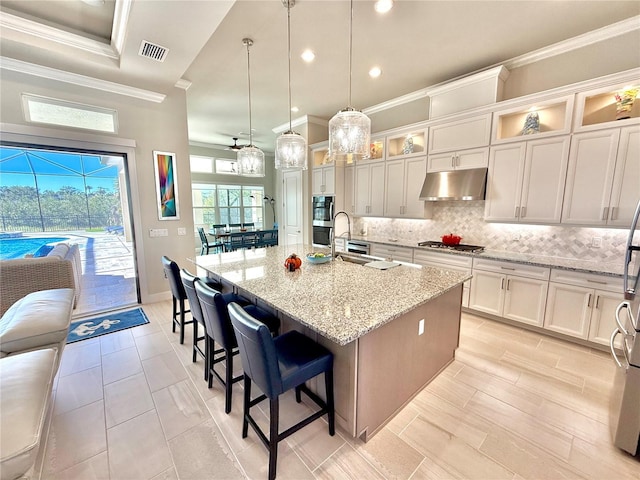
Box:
left=419, top=167, right=487, bottom=201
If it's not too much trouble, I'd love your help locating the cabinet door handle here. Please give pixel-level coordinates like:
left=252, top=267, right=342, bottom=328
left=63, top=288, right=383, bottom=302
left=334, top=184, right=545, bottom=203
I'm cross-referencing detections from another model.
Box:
left=500, top=266, right=515, bottom=271
left=501, top=278, right=505, bottom=290
left=506, top=279, right=511, bottom=291
left=451, top=155, right=455, bottom=168
left=595, top=295, right=601, bottom=309
left=602, top=207, right=609, bottom=221
left=587, top=293, right=592, bottom=308
left=610, top=206, right=618, bottom=221
left=521, top=206, right=526, bottom=218
left=515, top=206, right=520, bottom=218
left=587, top=279, right=607, bottom=285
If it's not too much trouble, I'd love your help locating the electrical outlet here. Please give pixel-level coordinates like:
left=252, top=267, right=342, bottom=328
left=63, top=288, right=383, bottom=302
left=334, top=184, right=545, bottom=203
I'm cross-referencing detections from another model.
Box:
left=592, top=236, right=602, bottom=248
left=512, top=233, right=521, bottom=241
left=418, top=319, right=425, bottom=335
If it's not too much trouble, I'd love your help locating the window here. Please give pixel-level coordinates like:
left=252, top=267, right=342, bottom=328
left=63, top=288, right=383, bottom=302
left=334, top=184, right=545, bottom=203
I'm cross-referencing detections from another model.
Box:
left=189, top=155, right=214, bottom=173
left=192, top=184, right=264, bottom=230
left=22, top=94, right=118, bottom=133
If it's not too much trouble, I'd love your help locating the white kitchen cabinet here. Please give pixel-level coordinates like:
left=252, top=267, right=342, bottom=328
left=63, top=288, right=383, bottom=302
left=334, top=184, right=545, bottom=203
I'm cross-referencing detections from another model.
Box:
left=312, top=165, right=336, bottom=195
left=428, top=114, right=492, bottom=154
left=561, top=126, right=639, bottom=226
left=413, top=250, right=472, bottom=307
left=469, top=258, right=549, bottom=327
left=354, top=161, right=385, bottom=216
left=384, top=157, right=431, bottom=218
left=484, top=136, right=569, bottom=223
left=386, top=126, right=427, bottom=160
left=370, top=243, right=414, bottom=263
left=343, top=166, right=355, bottom=215
left=427, top=147, right=489, bottom=172
left=544, top=269, right=623, bottom=345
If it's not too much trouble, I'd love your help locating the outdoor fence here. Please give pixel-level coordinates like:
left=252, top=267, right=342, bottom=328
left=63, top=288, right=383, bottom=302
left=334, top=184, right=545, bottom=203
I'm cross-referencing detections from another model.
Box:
left=0, top=214, right=115, bottom=232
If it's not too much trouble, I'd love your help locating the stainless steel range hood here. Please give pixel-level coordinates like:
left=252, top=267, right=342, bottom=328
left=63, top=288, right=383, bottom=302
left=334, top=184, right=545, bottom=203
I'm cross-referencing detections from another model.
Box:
left=419, top=167, right=487, bottom=201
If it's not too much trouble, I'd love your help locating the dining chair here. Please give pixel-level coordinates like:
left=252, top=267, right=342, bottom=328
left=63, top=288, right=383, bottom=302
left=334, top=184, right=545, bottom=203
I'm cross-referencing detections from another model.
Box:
left=242, top=222, right=255, bottom=230
left=228, top=302, right=334, bottom=480
left=225, top=232, right=244, bottom=252
left=161, top=256, right=191, bottom=344
left=197, top=227, right=223, bottom=255
left=242, top=232, right=258, bottom=249
left=228, top=223, right=242, bottom=231
left=194, top=281, right=280, bottom=414
left=179, top=269, right=222, bottom=379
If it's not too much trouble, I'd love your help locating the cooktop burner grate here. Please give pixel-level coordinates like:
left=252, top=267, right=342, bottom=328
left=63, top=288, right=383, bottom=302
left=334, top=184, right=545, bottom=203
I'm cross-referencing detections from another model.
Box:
left=417, top=240, right=485, bottom=253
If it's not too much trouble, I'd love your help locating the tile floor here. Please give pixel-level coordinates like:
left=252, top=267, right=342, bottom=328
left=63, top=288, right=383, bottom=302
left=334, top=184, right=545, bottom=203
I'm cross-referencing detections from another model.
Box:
left=39, top=303, right=640, bottom=479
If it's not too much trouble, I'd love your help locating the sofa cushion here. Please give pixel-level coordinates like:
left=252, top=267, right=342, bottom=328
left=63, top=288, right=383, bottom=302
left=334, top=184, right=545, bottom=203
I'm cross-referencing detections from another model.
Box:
left=47, top=243, right=70, bottom=259
left=0, top=289, right=74, bottom=355
left=0, top=348, right=58, bottom=480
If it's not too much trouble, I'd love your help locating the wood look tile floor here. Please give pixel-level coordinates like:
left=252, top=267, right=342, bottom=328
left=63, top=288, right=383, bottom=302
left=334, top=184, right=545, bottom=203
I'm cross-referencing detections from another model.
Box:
left=39, top=301, right=640, bottom=479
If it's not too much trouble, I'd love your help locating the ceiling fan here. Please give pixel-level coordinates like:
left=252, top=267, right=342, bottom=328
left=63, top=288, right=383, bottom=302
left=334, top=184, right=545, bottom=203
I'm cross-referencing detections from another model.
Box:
left=225, top=137, right=243, bottom=151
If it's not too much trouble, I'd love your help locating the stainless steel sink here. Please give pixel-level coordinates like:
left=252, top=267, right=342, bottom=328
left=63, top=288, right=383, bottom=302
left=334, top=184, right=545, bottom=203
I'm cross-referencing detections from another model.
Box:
left=335, top=254, right=370, bottom=266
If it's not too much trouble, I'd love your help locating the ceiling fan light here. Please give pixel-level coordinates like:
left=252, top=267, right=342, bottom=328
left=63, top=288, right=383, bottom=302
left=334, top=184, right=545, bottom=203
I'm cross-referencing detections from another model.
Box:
left=329, top=108, right=371, bottom=164
left=237, top=145, right=265, bottom=177
left=276, top=131, right=308, bottom=170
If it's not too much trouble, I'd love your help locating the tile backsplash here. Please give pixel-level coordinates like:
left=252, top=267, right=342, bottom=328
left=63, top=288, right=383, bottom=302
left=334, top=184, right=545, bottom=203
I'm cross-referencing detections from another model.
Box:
left=354, top=201, right=629, bottom=263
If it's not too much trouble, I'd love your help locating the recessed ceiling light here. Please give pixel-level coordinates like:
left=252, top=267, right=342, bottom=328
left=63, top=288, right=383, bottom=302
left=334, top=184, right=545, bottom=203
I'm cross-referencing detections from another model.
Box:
left=291, top=106, right=299, bottom=113
left=374, top=0, right=393, bottom=14
left=369, top=66, right=382, bottom=78
left=301, top=49, right=315, bottom=63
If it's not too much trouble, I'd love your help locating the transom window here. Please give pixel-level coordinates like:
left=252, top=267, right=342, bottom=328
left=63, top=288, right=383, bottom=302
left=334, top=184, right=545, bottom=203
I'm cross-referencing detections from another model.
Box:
left=192, top=184, right=264, bottom=230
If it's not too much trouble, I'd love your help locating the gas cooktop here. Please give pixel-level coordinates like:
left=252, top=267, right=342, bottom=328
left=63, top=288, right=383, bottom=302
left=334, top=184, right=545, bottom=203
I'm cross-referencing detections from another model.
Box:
left=417, top=240, right=485, bottom=253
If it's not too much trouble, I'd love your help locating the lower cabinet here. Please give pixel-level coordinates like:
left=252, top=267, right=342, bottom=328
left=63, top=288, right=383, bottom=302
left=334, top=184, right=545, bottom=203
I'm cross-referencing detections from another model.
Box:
left=370, top=244, right=414, bottom=263
left=413, top=250, right=472, bottom=307
left=469, top=258, right=550, bottom=327
left=544, top=269, right=623, bottom=346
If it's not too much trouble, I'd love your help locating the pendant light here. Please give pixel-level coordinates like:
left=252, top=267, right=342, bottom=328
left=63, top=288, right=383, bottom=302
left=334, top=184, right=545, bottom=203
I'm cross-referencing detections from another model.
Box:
left=237, top=38, right=265, bottom=177
left=275, top=0, right=307, bottom=170
left=328, top=0, right=371, bottom=164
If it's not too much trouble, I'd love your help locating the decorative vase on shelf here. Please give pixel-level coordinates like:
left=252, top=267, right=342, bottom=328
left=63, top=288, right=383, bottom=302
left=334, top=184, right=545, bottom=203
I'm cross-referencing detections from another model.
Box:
left=521, top=111, right=540, bottom=135
left=615, top=89, right=638, bottom=120
left=402, top=135, right=414, bottom=154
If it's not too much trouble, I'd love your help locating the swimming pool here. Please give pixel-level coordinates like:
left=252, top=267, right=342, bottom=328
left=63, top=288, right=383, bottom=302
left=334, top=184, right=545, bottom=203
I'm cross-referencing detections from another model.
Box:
left=0, top=237, right=69, bottom=260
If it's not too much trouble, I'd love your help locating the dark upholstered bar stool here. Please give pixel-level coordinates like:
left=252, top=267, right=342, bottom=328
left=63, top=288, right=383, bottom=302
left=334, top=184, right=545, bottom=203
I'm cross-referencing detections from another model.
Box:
left=228, top=303, right=335, bottom=480
left=161, top=256, right=191, bottom=344
left=179, top=269, right=222, bottom=379
left=194, top=281, right=280, bottom=414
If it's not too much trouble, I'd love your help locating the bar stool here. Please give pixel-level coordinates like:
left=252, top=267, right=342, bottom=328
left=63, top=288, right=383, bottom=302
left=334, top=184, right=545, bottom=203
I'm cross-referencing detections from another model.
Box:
left=179, top=269, right=222, bottom=379
left=161, top=256, right=191, bottom=344
left=228, top=302, right=335, bottom=480
left=194, top=281, right=280, bottom=413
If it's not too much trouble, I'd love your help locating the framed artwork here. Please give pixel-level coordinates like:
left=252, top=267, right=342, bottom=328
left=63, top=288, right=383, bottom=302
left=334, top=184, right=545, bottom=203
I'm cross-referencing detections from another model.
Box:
left=153, top=151, right=179, bottom=220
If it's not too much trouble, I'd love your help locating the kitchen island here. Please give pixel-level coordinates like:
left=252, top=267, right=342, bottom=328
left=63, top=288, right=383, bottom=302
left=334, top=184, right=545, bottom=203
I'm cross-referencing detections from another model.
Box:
left=194, top=244, right=470, bottom=441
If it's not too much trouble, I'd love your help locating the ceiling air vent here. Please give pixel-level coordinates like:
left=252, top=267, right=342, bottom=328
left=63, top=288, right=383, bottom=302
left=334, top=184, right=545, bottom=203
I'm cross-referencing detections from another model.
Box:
left=138, top=40, right=169, bottom=62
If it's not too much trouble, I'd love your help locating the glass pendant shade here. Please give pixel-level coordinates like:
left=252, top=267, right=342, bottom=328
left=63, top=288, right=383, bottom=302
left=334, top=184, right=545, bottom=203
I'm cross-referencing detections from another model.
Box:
left=328, top=107, right=371, bottom=164
left=275, top=131, right=308, bottom=170
left=237, top=145, right=265, bottom=177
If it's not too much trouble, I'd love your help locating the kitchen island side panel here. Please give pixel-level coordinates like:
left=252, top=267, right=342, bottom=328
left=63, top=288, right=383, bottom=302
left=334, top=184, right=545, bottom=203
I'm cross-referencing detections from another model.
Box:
left=355, top=285, right=463, bottom=441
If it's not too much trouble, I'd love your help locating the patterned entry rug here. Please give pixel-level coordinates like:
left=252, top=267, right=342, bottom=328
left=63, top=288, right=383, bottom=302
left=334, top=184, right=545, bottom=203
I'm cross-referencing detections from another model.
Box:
left=67, top=307, right=149, bottom=344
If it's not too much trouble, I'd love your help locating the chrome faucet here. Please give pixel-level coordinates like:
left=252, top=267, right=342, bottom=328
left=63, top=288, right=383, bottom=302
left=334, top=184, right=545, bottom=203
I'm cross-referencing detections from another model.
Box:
left=331, top=211, right=351, bottom=258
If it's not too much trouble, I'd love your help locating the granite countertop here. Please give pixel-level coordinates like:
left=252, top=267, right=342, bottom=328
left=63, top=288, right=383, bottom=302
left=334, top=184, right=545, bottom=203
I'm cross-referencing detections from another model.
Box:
left=193, top=244, right=470, bottom=346
left=349, top=235, right=624, bottom=277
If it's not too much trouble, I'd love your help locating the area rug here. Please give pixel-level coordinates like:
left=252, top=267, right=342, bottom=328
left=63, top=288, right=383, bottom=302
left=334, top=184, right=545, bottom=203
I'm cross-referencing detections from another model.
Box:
left=67, top=307, right=149, bottom=343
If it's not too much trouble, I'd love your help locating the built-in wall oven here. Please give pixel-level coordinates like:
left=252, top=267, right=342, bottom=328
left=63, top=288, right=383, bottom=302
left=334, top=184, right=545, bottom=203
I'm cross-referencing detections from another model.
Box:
left=312, top=196, right=334, bottom=246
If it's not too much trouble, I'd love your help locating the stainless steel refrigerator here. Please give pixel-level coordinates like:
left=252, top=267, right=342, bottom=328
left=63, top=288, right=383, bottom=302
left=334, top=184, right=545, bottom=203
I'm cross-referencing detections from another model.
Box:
left=610, top=199, right=640, bottom=456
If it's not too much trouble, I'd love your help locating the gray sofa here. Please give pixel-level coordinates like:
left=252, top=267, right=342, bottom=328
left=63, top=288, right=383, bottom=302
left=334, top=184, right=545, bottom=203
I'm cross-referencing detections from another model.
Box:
left=0, top=288, right=74, bottom=480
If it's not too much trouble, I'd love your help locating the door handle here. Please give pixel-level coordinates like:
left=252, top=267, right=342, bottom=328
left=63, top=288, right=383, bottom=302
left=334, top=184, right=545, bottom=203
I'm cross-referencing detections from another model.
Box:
left=595, top=295, right=600, bottom=309
left=602, top=207, right=609, bottom=221
left=515, top=206, right=520, bottom=218
left=501, top=278, right=505, bottom=290
left=451, top=155, right=455, bottom=168
left=506, top=279, right=511, bottom=291
left=587, top=293, right=592, bottom=308
left=610, top=206, right=618, bottom=221
left=521, top=206, right=526, bottom=218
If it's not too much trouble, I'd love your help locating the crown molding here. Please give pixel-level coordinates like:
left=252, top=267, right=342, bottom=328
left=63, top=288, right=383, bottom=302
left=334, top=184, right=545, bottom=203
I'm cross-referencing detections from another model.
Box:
left=271, top=114, right=328, bottom=134
left=0, top=10, right=118, bottom=60
left=0, top=57, right=166, bottom=103
left=506, top=15, right=640, bottom=70
left=361, top=16, right=640, bottom=116
left=175, top=79, right=193, bottom=90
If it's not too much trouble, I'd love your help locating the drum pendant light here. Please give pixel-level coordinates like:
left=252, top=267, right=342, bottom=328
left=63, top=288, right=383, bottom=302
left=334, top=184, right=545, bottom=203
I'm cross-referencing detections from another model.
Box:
left=237, top=38, right=265, bottom=177
left=328, top=0, right=371, bottom=164
left=275, top=0, right=307, bottom=170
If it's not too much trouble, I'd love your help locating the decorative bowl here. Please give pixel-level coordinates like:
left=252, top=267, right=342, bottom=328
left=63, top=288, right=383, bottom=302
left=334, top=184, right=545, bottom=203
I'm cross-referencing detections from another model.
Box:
left=441, top=234, right=462, bottom=246
left=306, top=254, right=332, bottom=264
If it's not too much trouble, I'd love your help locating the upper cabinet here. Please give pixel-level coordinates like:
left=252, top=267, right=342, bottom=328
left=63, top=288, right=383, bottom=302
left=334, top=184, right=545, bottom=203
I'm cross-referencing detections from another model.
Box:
left=491, top=96, right=573, bottom=144
left=484, top=136, right=570, bottom=224
left=562, top=125, right=640, bottom=226
left=386, top=126, right=428, bottom=160
left=427, top=147, right=489, bottom=172
left=369, top=135, right=385, bottom=161
left=574, top=81, right=640, bottom=132
left=354, top=161, right=385, bottom=217
left=384, top=157, right=432, bottom=219
left=311, top=144, right=330, bottom=168
left=428, top=114, right=492, bottom=154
